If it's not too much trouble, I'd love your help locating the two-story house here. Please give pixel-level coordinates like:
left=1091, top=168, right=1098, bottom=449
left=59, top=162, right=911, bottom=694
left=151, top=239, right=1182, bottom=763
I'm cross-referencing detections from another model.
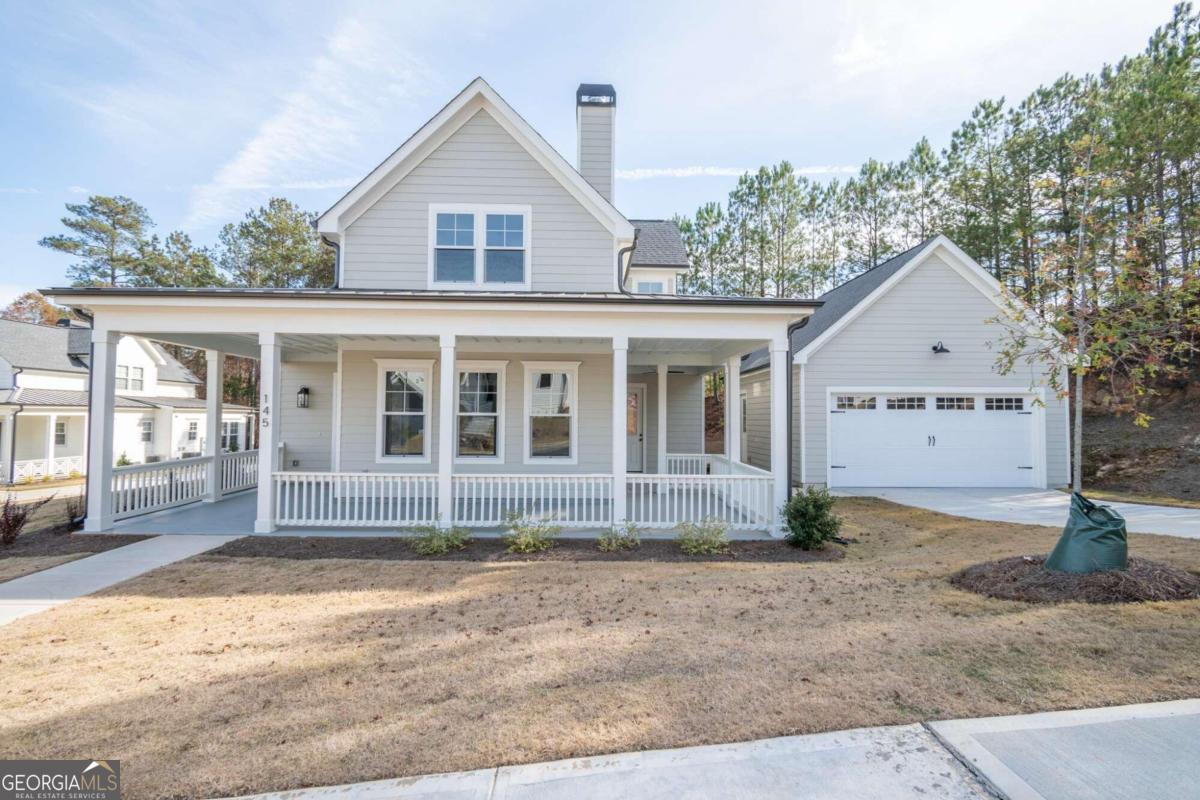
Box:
left=47, top=78, right=1065, bottom=535
left=0, top=318, right=253, bottom=484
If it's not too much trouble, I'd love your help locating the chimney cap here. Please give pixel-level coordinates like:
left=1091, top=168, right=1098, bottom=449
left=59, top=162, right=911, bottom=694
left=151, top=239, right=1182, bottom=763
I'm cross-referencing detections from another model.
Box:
left=576, top=83, right=616, bottom=107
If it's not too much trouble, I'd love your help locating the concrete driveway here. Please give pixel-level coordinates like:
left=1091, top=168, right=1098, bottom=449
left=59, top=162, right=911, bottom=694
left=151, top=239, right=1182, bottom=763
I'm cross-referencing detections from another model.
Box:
left=836, top=488, right=1200, bottom=539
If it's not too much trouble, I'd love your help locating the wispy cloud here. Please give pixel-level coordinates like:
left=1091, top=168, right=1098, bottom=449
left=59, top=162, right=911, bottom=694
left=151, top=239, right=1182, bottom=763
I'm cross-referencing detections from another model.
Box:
left=0, top=187, right=39, bottom=194
left=617, top=165, right=857, bottom=180
left=184, top=12, right=431, bottom=227
left=67, top=185, right=89, bottom=194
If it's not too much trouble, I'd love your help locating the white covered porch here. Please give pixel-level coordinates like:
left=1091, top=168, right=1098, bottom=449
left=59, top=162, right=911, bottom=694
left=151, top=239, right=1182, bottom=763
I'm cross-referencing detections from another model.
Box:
left=74, top=296, right=803, bottom=537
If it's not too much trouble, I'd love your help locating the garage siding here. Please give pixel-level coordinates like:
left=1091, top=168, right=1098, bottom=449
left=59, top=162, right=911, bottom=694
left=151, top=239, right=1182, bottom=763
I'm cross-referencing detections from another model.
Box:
left=799, top=253, right=1069, bottom=487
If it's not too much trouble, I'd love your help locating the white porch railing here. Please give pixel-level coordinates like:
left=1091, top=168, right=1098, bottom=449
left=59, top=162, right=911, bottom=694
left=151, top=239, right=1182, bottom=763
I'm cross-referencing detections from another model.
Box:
left=113, top=456, right=211, bottom=520
left=274, top=472, right=438, bottom=527
left=665, top=453, right=766, bottom=477
left=10, top=455, right=85, bottom=483
left=221, top=450, right=258, bottom=494
left=452, top=474, right=614, bottom=527
left=628, top=470, right=774, bottom=531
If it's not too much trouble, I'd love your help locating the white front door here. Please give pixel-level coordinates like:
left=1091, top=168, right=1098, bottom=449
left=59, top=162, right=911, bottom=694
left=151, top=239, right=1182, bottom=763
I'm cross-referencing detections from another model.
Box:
left=828, top=391, right=1039, bottom=487
left=626, top=385, right=645, bottom=472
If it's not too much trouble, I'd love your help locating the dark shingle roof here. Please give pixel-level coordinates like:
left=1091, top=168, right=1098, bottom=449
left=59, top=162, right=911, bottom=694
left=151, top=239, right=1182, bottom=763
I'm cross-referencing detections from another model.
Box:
left=0, top=319, right=88, bottom=373
left=741, top=238, right=937, bottom=374
left=629, top=220, right=689, bottom=268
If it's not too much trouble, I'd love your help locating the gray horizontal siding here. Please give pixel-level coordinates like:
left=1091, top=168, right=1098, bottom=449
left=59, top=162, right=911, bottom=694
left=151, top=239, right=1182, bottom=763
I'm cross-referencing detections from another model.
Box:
left=741, top=370, right=772, bottom=470
left=280, top=361, right=335, bottom=472
left=577, top=106, right=614, bottom=201
left=343, top=109, right=616, bottom=293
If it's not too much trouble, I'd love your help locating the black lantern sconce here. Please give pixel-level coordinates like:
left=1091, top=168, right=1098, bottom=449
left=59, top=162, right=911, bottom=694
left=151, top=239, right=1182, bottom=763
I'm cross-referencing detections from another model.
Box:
left=296, top=386, right=310, bottom=408
left=931, top=341, right=950, bottom=354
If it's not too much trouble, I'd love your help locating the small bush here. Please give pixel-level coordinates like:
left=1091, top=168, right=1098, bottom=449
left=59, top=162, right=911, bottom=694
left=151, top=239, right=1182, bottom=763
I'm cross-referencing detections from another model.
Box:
left=116, top=452, right=133, bottom=467
left=677, top=517, right=729, bottom=555
left=64, top=496, right=85, bottom=531
left=1, top=494, right=53, bottom=546
left=783, top=486, right=842, bottom=550
left=408, top=525, right=471, bottom=556
left=503, top=512, right=560, bottom=553
left=597, top=521, right=641, bottom=552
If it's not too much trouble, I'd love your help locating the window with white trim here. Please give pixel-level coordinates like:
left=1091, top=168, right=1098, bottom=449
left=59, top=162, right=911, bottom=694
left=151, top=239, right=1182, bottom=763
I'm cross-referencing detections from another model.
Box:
left=115, top=365, right=144, bottom=391
left=985, top=396, right=1025, bottom=411
left=456, top=362, right=506, bottom=461
left=936, top=396, right=975, bottom=411
left=376, top=360, right=433, bottom=461
left=836, top=395, right=877, bottom=410
left=523, top=362, right=579, bottom=463
left=430, top=205, right=530, bottom=288
left=886, top=396, right=926, bottom=410
left=54, top=420, right=67, bottom=446
left=187, top=420, right=198, bottom=441
left=140, top=419, right=154, bottom=443
left=221, top=420, right=241, bottom=452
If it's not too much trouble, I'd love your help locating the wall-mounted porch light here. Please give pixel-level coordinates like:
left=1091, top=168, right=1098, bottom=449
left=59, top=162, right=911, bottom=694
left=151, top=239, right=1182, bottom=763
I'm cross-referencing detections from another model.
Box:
left=931, top=341, right=950, bottom=354
left=296, top=386, right=310, bottom=408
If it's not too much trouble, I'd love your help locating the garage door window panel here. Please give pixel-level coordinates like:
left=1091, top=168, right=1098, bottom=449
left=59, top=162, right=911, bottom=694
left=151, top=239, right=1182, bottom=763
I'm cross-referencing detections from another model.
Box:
left=985, top=397, right=1024, bottom=411
left=936, top=396, right=975, bottom=411
left=886, top=396, right=926, bottom=410
left=836, top=395, right=877, bottom=410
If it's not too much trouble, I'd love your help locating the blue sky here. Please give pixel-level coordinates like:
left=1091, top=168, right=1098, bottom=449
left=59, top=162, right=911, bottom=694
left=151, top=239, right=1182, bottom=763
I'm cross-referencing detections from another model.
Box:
left=0, top=0, right=1178, bottom=302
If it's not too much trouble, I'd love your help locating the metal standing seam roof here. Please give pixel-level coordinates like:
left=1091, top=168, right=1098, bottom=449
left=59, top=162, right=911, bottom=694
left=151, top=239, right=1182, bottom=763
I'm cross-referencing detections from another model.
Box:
left=0, top=387, right=253, bottom=411
left=629, top=219, right=689, bottom=268
left=741, top=238, right=938, bottom=374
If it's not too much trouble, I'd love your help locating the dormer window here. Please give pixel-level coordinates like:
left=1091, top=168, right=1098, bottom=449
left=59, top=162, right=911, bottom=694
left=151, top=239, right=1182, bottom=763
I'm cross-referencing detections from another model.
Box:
left=429, top=204, right=530, bottom=289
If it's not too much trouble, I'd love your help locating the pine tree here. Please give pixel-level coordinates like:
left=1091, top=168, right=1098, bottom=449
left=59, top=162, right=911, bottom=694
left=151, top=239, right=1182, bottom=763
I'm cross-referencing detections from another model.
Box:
left=39, top=195, right=155, bottom=286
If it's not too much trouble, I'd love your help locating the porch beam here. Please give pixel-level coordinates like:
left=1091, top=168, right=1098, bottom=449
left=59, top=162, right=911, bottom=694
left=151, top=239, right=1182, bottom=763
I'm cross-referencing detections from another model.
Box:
left=769, top=338, right=789, bottom=535
left=254, top=333, right=282, bottom=533
left=656, top=364, right=667, bottom=474
left=725, top=355, right=741, bottom=464
left=437, top=333, right=456, bottom=527
left=204, top=349, right=224, bottom=502
left=84, top=330, right=118, bottom=532
left=612, top=335, right=628, bottom=524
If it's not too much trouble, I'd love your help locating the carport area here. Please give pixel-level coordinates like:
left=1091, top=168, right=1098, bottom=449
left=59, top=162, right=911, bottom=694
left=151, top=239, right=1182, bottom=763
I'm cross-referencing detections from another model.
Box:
left=836, top=487, right=1200, bottom=539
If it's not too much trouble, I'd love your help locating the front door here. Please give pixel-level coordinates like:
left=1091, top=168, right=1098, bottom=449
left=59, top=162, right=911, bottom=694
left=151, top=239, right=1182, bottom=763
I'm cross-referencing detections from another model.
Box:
left=626, top=385, right=645, bottom=472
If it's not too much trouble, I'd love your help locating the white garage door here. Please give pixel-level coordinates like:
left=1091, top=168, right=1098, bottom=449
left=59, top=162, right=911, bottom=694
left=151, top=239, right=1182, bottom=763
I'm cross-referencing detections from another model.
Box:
left=828, top=391, right=1039, bottom=487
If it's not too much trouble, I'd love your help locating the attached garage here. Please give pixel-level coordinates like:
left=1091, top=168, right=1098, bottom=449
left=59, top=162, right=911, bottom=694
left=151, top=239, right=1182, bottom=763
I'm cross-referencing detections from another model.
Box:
left=739, top=236, right=1070, bottom=490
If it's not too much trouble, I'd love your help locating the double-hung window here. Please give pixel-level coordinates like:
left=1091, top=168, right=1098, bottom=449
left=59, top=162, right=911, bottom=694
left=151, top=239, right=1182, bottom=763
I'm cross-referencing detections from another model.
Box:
left=54, top=420, right=67, bottom=446
left=376, top=360, right=433, bottom=462
left=221, top=420, right=240, bottom=452
left=456, top=361, right=506, bottom=461
left=140, top=419, right=154, bottom=443
left=430, top=205, right=530, bottom=289
left=116, top=365, right=144, bottom=391
left=523, top=361, right=579, bottom=463
left=187, top=420, right=198, bottom=441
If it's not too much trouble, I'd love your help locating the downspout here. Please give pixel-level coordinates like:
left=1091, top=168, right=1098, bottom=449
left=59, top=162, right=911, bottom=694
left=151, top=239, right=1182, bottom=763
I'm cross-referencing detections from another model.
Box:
left=73, top=307, right=94, bottom=526
left=320, top=235, right=341, bottom=288
left=616, top=236, right=637, bottom=297
left=784, top=317, right=810, bottom=492
left=6, top=367, right=24, bottom=486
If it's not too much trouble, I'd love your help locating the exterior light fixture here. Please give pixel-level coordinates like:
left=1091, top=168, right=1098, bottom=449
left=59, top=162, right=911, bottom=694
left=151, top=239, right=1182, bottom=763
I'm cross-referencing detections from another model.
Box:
left=931, top=341, right=950, bottom=354
left=296, top=386, right=310, bottom=408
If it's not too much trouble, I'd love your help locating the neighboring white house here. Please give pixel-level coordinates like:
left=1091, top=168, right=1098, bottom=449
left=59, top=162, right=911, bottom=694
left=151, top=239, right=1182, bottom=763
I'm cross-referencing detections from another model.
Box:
left=0, top=318, right=253, bottom=485
left=50, top=79, right=811, bottom=535
left=739, top=236, right=1070, bottom=490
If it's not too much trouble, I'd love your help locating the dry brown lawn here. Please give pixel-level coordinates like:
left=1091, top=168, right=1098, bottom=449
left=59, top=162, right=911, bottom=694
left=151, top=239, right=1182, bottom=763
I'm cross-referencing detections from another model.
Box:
left=2, top=498, right=1199, bottom=799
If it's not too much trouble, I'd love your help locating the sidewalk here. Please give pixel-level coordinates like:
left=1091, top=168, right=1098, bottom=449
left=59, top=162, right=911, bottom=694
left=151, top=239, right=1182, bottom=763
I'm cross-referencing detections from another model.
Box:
left=226, top=699, right=1200, bottom=800
left=0, top=534, right=241, bottom=626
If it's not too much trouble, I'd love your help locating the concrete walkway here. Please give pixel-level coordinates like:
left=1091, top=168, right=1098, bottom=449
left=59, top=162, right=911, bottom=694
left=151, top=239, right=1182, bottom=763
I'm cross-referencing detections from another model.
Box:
left=0, top=534, right=241, bottom=626
left=225, top=700, right=1200, bottom=800
left=838, top=487, right=1200, bottom=539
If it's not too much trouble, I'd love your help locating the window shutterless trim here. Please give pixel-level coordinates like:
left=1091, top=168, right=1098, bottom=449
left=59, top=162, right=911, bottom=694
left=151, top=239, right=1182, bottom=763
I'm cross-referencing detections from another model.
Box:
left=454, top=360, right=507, bottom=464
left=374, top=358, right=435, bottom=464
left=521, top=360, right=580, bottom=465
left=427, top=203, right=532, bottom=291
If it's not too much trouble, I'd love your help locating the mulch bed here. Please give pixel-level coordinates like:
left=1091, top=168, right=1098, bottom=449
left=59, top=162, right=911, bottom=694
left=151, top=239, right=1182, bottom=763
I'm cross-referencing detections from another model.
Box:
left=951, top=554, right=1200, bottom=604
left=205, top=536, right=844, bottom=563
left=0, top=527, right=150, bottom=560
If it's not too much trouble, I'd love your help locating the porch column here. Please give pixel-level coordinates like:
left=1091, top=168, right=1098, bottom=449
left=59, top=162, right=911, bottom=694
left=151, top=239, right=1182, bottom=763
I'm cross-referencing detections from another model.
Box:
left=84, top=330, right=118, bottom=532
left=254, top=333, right=282, bottom=533
left=725, top=355, right=741, bottom=464
left=45, top=413, right=58, bottom=477
left=437, top=333, right=456, bottom=527
left=611, top=336, right=628, bottom=523
left=204, top=349, right=224, bottom=502
left=769, top=337, right=789, bottom=534
left=656, top=363, right=668, bottom=474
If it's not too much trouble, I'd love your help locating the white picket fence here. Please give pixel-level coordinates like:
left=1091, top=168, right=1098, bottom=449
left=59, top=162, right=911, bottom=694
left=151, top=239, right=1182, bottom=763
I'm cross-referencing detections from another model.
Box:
left=220, top=450, right=258, bottom=494
left=112, top=456, right=212, bottom=520
left=273, top=472, right=438, bottom=527
left=452, top=474, right=614, bottom=527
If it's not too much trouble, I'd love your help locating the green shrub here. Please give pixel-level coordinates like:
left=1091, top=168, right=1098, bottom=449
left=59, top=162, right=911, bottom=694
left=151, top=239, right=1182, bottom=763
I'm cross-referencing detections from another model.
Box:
left=409, top=525, right=471, bottom=556
left=116, top=452, right=133, bottom=467
left=677, top=517, right=729, bottom=555
left=783, top=486, right=842, bottom=550
left=502, top=512, right=560, bottom=553
left=597, top=521, right=641, bottom=552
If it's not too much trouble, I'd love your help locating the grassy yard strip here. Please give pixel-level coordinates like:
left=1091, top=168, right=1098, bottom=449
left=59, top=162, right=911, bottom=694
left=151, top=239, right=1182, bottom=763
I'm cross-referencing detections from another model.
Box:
left=0, top=496, right=149, bottom=583
left=1, top=498, right=1197, bottom=799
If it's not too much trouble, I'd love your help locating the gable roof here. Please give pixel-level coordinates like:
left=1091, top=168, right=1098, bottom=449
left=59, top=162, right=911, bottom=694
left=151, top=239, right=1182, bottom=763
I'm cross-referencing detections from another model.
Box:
left=629, top=220, right=689, bottom=268
left=147, top=341, right=200, bottom=384
left=0, top=319, right=88, bottom=373
left=316, top=77, right=636, bottom=241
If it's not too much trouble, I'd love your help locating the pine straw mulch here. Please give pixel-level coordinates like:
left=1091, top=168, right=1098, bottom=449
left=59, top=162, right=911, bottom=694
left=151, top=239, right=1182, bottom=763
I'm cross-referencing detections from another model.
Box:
left=951, top=554, right=1200, bottom=604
